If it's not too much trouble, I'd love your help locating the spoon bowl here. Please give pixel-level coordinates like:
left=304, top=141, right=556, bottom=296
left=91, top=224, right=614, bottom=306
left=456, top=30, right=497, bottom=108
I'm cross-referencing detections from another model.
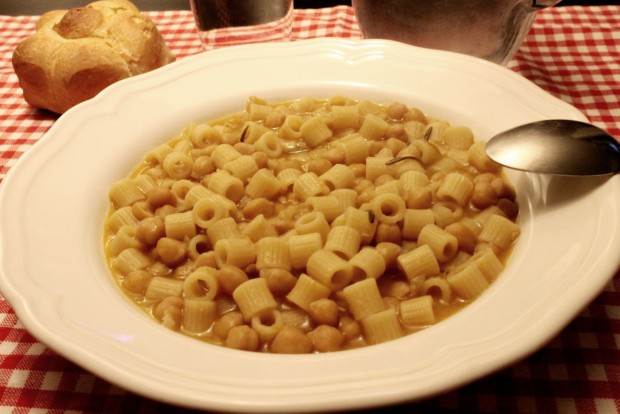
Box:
left=485, top=120, right=620, bottom=176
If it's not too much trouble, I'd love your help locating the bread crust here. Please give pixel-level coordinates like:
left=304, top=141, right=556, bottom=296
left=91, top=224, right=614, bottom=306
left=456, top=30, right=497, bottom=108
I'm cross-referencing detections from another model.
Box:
left=12, top=0, right=175, bottom=114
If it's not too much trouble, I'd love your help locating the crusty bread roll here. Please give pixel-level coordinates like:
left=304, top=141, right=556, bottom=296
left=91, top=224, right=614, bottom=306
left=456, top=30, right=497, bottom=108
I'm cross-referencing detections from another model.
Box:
left=12, top=0, right=175, bottom=114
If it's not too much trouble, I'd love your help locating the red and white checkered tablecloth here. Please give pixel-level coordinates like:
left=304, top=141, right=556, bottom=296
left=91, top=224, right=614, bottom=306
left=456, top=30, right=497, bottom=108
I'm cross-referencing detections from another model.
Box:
left=0, top=5, right=619, bottom=413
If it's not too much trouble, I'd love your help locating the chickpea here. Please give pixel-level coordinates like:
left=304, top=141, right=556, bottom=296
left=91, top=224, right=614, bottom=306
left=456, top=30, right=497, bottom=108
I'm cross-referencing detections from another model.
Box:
left=386, top=102, right=408, bottom=120
left=474, top=172, right=495, bottom=183
left=374, top=223, right=401, bottom=244
left=131, top=200, right=152, bottom=221
left=445, top=222, right=477, bottom=254
left=200, top=143, right=216, bottom=156
left=270, top=326, right=313, bottom=354
left=251, top=151, right=269, bottom=169
left=471, top=181, right=499, bottom=209
left=354, top=179, right=373, bottom=195
left=155, top=204, right=177, bottom=218
left=356, top=190, right=375, bottom=207
left=225, top=325, right=259, bottom=351
left=322, top=147, right=345, bottom=165
left=195, top=251, right=217, bottom=268
left=385, top=124, right=407, bottom=141
left=276, top=204, right=298, bottom=226
left=243, top=198, right=275, bottom=219
left=338, top=315, right=362, bottom=342
left=265, top=110, right=287, bottom=128
left=349, top=163, right=366, bottom=178
left=378, top=278, right=410, bottom=299
left=292, top=203, right=312, bottom=220
left=146, top=261, right=172, bottom=277
left=156, top=237, right=187, bottom=267
left=259, top=268, right=296, bottom=296
left=136, top=216, right=165, bottom=246
left=270, top=158, right=302, bottom=175
left=374, top=242, right=401, bottom=269
left=173, top=260, right=196, bottom=279
left=308, top=298, right=340, bottom=326
left=153, top=296, right=183, bottom=330
left=122, top=270, right=152, bottom=295
left=491, top=177, right=516, bottom=201
left=406, top=186, right=432, bottom=209
left=497, top=198, right=519, bottom=220
left=153, top=296, right=183, bottom=318
left=270, top=216, right=294, bottom=235
left=191, top=155, right=215, bottom=179
left=306, top=158, right=332, bottom=176
left=147, top=186, right=174, bottom=209
left=216, top=265, right=249, bottom=296
left=243, top=263, right=258, bottom=277
left=374, top=174, right=395, bottom=188
left=403, top=107, right=428, bottom=123
left=308, top=325, right=345, bottom=353
left=213, top=311, right=244, bottom=339
left=291, top=96, right=316, bottom=113
left=429, top=171, right=446, bottom=183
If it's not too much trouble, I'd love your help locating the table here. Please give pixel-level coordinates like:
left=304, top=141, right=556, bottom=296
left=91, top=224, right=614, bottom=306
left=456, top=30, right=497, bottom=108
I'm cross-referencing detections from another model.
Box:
left=0, top=5, right=619, bottom=413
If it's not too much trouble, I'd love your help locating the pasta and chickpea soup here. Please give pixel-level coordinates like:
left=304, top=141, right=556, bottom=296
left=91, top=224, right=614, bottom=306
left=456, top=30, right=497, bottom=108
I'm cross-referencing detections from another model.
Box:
left=104, top=96, right=520, bottom=354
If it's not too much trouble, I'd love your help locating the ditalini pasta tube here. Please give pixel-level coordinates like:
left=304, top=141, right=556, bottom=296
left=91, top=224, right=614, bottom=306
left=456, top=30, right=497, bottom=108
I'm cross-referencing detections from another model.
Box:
left=214, top=238, right=257, bottom=269
left=342, top=278, right=386, bottom=321
left=417, top=224, right=459, bottom=263
left=324, top=225, right=361, bottom=260
left=400, top=295, right=436, bottom=326
left=306, top=249, right=352, bottom=291
left=286, top=274, right=331, bottom=312
left=397, top=244, right=440, bottom=281
left=349, top=247, right=386, bottom=281
left=361, top=308, right=402, bottom=345
left=233, top=278, right=277, bottom=320
left=256, top=237, right=292, bottom=271
left=183, top=267, right=219, bottom=300
left=183, top=299, right=217, bottom=333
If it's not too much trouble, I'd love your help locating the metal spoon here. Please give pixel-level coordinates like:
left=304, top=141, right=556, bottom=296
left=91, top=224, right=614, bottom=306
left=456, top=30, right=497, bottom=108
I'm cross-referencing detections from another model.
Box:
left=485, top=120, right=620, bottom=176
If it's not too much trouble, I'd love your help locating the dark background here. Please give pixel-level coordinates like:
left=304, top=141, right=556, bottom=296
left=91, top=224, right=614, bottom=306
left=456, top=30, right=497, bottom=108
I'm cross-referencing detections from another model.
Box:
left=1, top=0, right=618, bottom=15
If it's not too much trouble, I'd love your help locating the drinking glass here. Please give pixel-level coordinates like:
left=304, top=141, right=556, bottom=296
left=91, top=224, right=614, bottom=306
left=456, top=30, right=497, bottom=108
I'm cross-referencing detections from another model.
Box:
left=190, top=0, right=294, bottom=50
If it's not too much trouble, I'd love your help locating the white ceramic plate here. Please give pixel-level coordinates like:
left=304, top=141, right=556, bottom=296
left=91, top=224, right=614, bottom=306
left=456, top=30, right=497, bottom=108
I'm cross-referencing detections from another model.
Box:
left=1, top=39, right=619, bottom=413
